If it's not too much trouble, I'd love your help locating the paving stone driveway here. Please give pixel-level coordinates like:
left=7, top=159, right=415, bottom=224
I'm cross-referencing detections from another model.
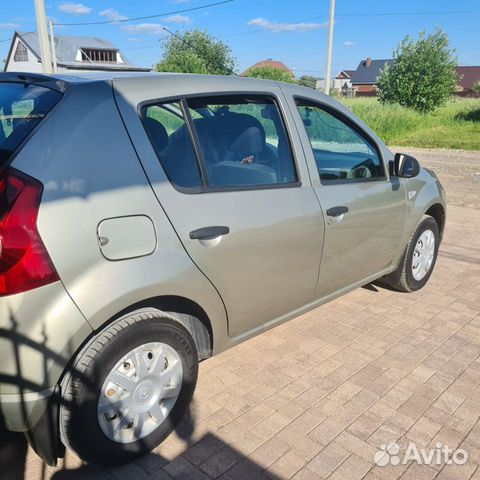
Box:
left=4, top=209, right=480, bottom=479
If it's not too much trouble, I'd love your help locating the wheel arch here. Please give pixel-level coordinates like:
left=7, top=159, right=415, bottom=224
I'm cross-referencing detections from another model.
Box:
left=425, top=203, right=446, bottom=239
left=88, top=296, right=214, bottom=362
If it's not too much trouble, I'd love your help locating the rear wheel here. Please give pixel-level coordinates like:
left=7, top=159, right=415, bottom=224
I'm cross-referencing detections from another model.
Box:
left=383, top=215, right=440, bottom=292
left=60, top=309, right=198, bottom=466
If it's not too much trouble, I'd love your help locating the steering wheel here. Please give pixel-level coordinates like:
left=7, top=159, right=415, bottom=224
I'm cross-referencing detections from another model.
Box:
left=352, top=165, right=372, bottom=179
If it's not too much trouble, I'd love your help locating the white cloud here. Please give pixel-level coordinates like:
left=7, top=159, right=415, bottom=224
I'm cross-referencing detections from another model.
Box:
left=99, top=8, right=128, bottom=22
left=121, top=23, right=165, bottom=35
left=0, top=23, right=20, bottom=29
left=127, top=37, right=141, bottom=42
left=247, top=17, right=328, bottom=33
left=58, top=3, right=92, bottom=15
left=342, top=41, right=356, bottom=47
left=164, top=14, right=192, bottom=24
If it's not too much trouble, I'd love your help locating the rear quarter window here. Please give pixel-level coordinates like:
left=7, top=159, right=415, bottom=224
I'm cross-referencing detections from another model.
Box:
left=0, top=82, right=62, bottom=167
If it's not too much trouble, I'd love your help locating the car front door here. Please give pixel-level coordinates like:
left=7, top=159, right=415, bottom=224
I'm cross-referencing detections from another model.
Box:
left=114, top=79, right=325, bottom=338
left=282, top=90, right=406, bottom=297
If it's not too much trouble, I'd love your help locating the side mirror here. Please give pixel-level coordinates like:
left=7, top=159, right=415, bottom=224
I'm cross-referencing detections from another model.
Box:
left=393, top=153, right=420, bottom=178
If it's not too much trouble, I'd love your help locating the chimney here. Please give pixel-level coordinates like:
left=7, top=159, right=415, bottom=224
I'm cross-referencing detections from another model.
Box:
left=365, top=57, right=372, bottom=68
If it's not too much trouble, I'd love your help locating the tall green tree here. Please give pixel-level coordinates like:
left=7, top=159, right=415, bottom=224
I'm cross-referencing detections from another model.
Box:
left=377, top=27, right=457, bottom=113
left=155, top=29, right=237, bottom=75
left=297, top=75, right=317, bottom=89
left=244, top=65, right=295, bottom=83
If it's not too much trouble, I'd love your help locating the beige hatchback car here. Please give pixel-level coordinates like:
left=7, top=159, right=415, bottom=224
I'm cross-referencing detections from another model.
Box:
left=0, top=72, right=445, bottom=466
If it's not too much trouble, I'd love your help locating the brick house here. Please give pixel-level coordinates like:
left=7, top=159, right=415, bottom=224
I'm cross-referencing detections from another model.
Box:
left=455, top=66, right=480, bottom=94
left=350, top=58, right=394, bottom=95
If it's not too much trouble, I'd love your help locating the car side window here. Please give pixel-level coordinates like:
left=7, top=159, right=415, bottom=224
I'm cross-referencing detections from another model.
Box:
left=296, top=101, right=384, bottom=183
left=142, top=102, right=202, bottom=189
left=186, top=95, right=298, bottom=188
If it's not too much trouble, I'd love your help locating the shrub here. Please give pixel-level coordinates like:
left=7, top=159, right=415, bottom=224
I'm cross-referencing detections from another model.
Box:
left=155, top=29, right=236, bottom=75
left=377, top=27, right=457, bottom=113
left=244, top=65, right=295, bottom=83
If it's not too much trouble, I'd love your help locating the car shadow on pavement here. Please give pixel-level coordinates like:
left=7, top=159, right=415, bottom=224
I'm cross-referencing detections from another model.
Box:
left=49, top=429, right=281, bottom=480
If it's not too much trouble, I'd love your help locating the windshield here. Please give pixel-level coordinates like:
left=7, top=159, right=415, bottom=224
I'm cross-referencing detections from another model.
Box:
left=0, top=82, right=62, bottom=167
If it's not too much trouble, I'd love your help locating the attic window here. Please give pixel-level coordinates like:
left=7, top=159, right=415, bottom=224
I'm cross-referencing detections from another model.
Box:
left=81, top=48, right=117, bottom=63
left=14, top=42, right=28, bottom=62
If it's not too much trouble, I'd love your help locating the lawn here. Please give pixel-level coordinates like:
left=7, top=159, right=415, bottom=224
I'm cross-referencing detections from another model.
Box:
left=340, top=97, right=480, bottom=150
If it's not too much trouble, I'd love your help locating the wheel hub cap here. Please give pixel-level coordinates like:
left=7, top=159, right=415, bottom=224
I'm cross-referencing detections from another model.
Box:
left=412, top=229, right=435, bottom=281
left=97, top=342, right=183, bottom=444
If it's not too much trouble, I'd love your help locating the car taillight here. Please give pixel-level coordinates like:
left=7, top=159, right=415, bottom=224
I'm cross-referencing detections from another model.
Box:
left=0, top=167, right=59, bottom=296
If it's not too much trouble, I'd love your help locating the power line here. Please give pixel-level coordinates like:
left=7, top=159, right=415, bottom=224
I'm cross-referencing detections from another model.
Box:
left=0, top=30, right=36, bottom=44
left=55, top=0, right=234, bottom=27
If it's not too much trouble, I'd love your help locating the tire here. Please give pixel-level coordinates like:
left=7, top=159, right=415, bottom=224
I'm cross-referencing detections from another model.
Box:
left=59, top=308, right=198, bottom=466
left=383, top=214, right=440, bottom=293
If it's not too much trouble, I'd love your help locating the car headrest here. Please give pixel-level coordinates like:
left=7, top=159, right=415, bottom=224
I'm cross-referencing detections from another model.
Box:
left=229, top=126, right=264, bottom=156
left=220, top=112, right=267, bottom=145
left=144, top=117, right=169, bottom=152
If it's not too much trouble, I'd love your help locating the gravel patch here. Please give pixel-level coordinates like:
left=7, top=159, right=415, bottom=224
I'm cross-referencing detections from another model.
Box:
left=389, top=147, right=480, bottom=208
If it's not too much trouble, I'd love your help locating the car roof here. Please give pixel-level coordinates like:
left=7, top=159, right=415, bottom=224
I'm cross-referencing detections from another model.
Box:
left=0, top=71, right=332, bottom=99
left=0, top=71, right=288, bottom=87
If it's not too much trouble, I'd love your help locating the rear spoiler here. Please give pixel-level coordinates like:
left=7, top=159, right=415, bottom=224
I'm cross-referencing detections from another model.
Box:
left=0, top=72, right=69, bottom=93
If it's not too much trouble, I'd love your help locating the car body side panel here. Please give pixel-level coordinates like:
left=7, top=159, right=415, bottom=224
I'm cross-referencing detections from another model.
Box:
left=278, top=84, right=408, bottom=292
left=10, top=80, right=229, bottom=353
left=112, top=75, right=325, bottom=339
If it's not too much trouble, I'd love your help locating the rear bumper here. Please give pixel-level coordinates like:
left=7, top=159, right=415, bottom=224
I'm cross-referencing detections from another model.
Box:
left=0, top=281, right=92, bottom=433
left=0, top=388, right=54, bottom=432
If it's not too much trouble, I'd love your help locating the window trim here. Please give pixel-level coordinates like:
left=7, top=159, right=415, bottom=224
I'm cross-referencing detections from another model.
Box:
left=294, top=96, right=388, bottom=186
left=139, top=92, right=302, bottom=194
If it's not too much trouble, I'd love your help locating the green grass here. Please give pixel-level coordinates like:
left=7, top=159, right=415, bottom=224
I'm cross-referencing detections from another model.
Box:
left=340, top=97, right=480, bottom=150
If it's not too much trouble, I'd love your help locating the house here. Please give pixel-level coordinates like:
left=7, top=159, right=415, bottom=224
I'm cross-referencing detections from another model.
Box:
left=242, top=58, right=294, bottom=77
left=350, top=58, right=394, bottom=95
left=4, top=31, right=151, bottom=73
left=455, top=66, right=480, bottom=94
left=333, top=69, right=355, bottom=92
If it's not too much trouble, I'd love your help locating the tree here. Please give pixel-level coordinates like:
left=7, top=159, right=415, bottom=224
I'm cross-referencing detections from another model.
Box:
left=244, top=65, right=295, bottom=83
left=377, top=27, right=457, bottom=113
left=470, top=81, right=480, bottom=98
left=155, top=29, right=236, bottom=75
left=297, top=75, right=317, bottom=89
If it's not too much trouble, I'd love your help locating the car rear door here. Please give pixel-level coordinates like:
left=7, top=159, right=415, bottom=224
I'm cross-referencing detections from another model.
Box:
left=114, top=76, right=325, bottom=338
left=280, top=86, right=406, bottom=296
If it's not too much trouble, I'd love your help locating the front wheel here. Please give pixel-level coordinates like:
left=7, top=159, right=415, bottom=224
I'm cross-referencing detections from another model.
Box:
left=383, top=214, right=440, bottom=292
left=60, top=309, right=198, bottom=466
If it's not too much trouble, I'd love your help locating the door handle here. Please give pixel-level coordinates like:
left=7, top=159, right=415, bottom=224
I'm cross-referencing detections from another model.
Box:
left=189, top=226, right=230, bottom=240
left=326, top=206, right=349, bottom=217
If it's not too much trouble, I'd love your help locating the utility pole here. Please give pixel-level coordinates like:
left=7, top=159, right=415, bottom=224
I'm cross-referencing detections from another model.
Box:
left=34, top=0, right=53, bottom=73
left=324, top=0, right=336, bottom=95
left=49, top=19, right=57, bottom=73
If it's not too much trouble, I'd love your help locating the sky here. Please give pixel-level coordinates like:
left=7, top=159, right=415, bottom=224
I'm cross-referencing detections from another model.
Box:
left=1, top=0, right=479, bottom=76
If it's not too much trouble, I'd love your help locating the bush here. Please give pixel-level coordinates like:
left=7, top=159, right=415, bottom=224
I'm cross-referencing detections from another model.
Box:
left=244, top=65, right=295, bottom=83
left=377, top=27, right=457, bottom=113
left=297, top=75, right=317, bottom=89
left=470, top=81, right=480, bottom=98
left=155, top=29, right=236, bottom=75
